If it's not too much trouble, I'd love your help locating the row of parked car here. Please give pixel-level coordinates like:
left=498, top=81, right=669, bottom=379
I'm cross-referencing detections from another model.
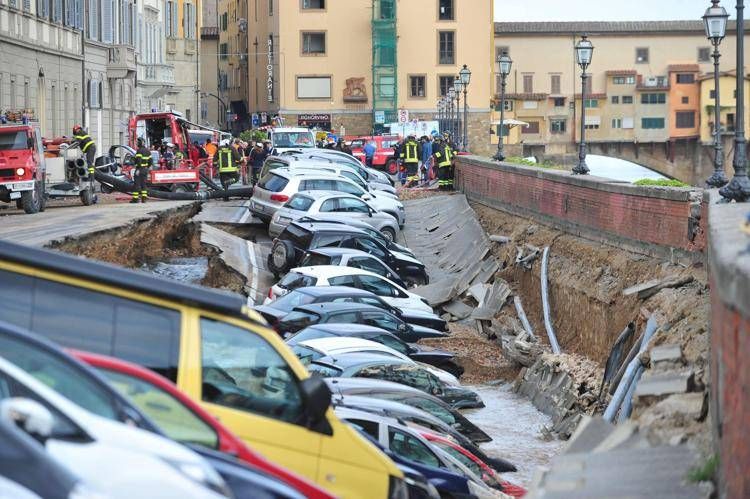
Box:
left=246, top=150, right=526, bottom=497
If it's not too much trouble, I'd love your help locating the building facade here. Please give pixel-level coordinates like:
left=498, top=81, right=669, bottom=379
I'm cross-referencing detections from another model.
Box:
left=136, top=0, right=174, bottom=118
left=0, top=0, right=84, bottom=137
left=200, top=0, right=220, bottom=128
left=217, top=0, right=248, bottom=132
left=492, top=21, right=750, bottom=160
left=237, top=0, right=493, bottom=154
left=164, top=0, right=201, bottom=122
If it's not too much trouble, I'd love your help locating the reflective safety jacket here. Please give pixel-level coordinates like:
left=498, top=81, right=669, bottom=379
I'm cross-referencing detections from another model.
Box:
left=134, top=146, right=152, bottom=168
left=215, top=147, right=238, bottom=173
left=434, top=143, right=453, bottom=168
left=400, top=140, right=420, bottom=164
left=73, top=133, right=95, bottom=152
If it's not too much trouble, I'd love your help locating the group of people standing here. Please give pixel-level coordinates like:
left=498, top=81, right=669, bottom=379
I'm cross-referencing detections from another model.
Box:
left=394, top=133, right=455, bottom=191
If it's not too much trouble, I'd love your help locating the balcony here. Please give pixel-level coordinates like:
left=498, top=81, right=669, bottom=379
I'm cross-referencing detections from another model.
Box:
left=138, top=63, right=175, bottom=98
left=107, top=45, right=137, bottom=79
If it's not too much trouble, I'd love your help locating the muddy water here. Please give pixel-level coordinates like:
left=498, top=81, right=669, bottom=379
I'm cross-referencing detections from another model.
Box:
left=463, top=383, right=564, bottom=487
left=144, top=257, right=209, bottom=284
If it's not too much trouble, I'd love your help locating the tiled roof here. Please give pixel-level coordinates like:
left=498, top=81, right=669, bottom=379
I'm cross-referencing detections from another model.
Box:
left=494, top=20, right=748, bottom=35
left=574, top=93, right=607, bottom=99
left=668, top=64, right=700, bottom=72
left=505, top=93, right=549, bottom=100
left=606, top=70, right=637, bottom=76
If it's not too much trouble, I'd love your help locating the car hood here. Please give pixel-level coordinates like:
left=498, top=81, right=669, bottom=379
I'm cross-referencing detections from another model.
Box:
left=388, top=243, right=416, bottom=258
left=443, top=385, right=484, bottom=408
left=408, top=343, right=454, bottom=360
left=390, top=250, right=425, bottom=267
left=409, top=324, right=447, bottom=339
left=251, top=305, right=288, bottom=325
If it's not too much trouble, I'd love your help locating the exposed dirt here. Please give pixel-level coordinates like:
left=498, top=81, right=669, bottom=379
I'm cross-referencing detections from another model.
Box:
left=421, top=322, right=519, bottom=384
left=51, top=203, right=206, bottom=267
left=395, top=184, right=446, bottom=201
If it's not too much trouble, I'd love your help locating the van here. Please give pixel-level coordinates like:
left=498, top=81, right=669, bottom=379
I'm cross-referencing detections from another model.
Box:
left=0, top=240, right=407, bottom=499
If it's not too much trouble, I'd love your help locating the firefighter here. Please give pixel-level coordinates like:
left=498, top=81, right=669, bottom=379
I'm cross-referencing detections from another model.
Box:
left=131, top=137, right=151, bottom=203
left=214, top=139, right=240, bottom=201
left=400, top=134, right=421, bottom=188
left=72, top=125, right=96, bottom=177
left=433, top=136, right=455, bottom=191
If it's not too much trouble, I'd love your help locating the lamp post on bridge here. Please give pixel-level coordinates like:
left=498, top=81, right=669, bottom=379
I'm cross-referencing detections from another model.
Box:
left=573, top=34, right=594, bottom=175
left=453, top=76, right=463, bottom=150
left=459, top=64, right=472, bottom=152
left=448, top=87, right=457, bottom=145
left=704, top=0, right=730, bottom=187
left=720, top=0, right=750, bottom=201
left=493, top=51, right=512, bottom=161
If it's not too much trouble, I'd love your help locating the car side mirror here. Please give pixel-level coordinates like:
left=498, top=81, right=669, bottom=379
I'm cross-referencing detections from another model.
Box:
left=0, top=398, right=54, bottom=445
left=300, top=376, right=333, bottom=435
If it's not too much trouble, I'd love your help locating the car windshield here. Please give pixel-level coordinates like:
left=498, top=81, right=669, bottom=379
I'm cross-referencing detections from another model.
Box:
left=273, top=132, right=315, bottom=148
left=97, top=367, right=219, bottom=449
left=257, top=172, right=289, bottom=192
left=278, top=272, right=317, bottom=290
left=291, top=345, right=324, bottom=365
left=0, top=131, right=28, bottom=150
left=286, top=328, right=335, bottom=344
left=300, top=252, right=337, bottom=267
left=359, top=364, right=439, bottom=394
left=284, top=195, right=314, bottom=212
left=308, top=361, right=342, bottom=377
left=267, top=290, right=317, bottom=311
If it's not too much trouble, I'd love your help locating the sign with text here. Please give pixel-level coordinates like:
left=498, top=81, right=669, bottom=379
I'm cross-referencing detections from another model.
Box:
left=397, top=109, right=409, bottom=123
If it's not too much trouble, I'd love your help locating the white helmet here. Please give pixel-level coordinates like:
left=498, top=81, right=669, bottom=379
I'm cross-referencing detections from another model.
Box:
left=220, top=139, right=230, bottom=147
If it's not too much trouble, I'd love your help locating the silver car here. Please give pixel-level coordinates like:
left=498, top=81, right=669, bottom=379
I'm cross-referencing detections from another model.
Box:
left=280, top=149, right=394, bottom=188
left=269, top=191, right=400, bottom=241
left=251, top=169, right=405, bottom=226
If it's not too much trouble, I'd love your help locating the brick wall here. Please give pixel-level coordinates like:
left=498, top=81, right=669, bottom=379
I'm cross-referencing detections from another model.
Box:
left=455, top=156, right=705, bottom=259
left=707, top=191, right=750, bottom=499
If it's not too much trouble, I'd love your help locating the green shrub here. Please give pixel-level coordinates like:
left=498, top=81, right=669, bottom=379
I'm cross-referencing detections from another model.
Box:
left=687, top=454, right=718, bottom=483
left=633, top=178, right=690, bottom=188
left=505, top=157, right=562, bottom=170
left=239, top=129, right=268, bottom=143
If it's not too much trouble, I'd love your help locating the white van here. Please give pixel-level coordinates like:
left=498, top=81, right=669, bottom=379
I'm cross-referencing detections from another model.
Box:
left=270, top=127, right=317, bottom=154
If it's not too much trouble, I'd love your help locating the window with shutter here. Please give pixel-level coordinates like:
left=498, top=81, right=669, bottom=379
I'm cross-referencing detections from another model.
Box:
left=75, top=0, right=83, bottom=29
left=88, top=0, right=99, bottom=40
left=550, top=74, right=561, bottom=94
left=53, top=0, right=62, bottom=23
left=22, top=0, right=30, bottom=12
left=102, top=0, right=113, bottom=43
left=522, top=74, right=533, bottom=93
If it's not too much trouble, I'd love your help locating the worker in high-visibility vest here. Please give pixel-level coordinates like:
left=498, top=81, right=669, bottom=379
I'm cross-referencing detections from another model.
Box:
left=399, top=134, right=421, bottom=188
left=131, top=137, right=152, bottom=203
left=433, top=136, right=454, bottom=191
left=72, top=124, right=97, bottom=176
left=214, top=139, right=240, bottom=200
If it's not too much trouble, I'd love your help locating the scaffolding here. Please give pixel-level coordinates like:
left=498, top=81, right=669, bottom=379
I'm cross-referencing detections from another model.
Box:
left=372, top=0, right=397, bottom=133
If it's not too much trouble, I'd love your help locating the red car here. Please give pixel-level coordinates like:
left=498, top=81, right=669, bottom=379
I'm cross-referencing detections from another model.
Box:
left=348, top=135, right=400, bottom=173
left=420, top=431, right=527, bottom=498
left=71, top=350, right=334, bottom=499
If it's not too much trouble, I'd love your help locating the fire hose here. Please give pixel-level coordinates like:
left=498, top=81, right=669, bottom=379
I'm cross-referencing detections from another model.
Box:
left=93, top=169, right=254, bottom=200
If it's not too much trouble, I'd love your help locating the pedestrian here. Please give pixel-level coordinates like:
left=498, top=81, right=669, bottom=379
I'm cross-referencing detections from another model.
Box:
left=342, top=141, right=354, bottom=156
left=433, top=136, right=454, bottom=191
left=249, top=142, right=268, bottom=184
left=204, top=137, right=217, bottom=158
left=363, top=140, right=376, bottom=168
left=420, top=135, right=433, bottom=185
left=214, top=139, right=240, bottom=200
left=400, top=134, right=421, bottom=188
left=71, top=124, right=96, bottom=177
left=189, top=141, right=202, bottom=166
left=131, top=137, right=152, bottom=203
left=162, top=143, right=175, bottom=169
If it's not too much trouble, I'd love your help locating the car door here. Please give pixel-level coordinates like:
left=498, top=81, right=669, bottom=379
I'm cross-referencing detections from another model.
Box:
left=354, top=275, right=412, bottom=310
left=336, top=197, right=373, bottom=224
left=347, top=256, right=400, bottom=283
left=183, top=313, right=323, bottom=480
left=360, top=310, right=405, bottom=337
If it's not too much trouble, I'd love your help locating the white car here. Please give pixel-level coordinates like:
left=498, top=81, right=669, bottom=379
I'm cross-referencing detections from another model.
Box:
left=269, top=191, right=400, bottom=240
left=267, top=265, right=433, bottom=313
left=251, top=169, right=405, bottom=226
left=280, top=149, right=394, bottom=189
left=268, top=127, right=316, bottom=154
left=0, top=357, right=229, bottom=499
left=292, top=337, right=459, bottom=386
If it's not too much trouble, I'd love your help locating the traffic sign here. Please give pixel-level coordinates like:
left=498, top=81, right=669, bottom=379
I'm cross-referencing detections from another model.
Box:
left=397, top=109, right=409, bottom=124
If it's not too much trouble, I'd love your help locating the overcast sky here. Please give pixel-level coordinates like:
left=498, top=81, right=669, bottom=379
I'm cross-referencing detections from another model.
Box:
left=493, top=0, right=735, bottom=21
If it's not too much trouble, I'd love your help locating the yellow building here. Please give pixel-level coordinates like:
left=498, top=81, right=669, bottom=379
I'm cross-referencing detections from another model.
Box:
left=239, top=0, right=493, bottom=153
left=698, top=71, right=750, bottom=144
left=492, top=20, right=750, bottom=158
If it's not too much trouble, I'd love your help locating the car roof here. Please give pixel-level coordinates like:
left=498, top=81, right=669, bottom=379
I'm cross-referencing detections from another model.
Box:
left=288, top=220, right=368, bottom=235
left=336, top=395, right=443, bottom=424
left=316, top=352, right=409, bottom=370
left=325, top=376, right=426, bottom=396
left=298, top=336, right=392, bottom=352
left=290, top=264, right=379, bottom=279
left=294, top=285, right=376, bottom=298
left=298, top=216, right=378, bottom=233
left=305, top=323, right=391, bottom=335
left=308, top=247, right=375, bottom=258
left=293, top=301, right=384, bottom=315
left=271, top=127, right=311, bottom=133
left=0, top=241, right=252, bottom=321
left=291, top=190, right=348, bottom=200
left=270, top=169, right=345, bottom=181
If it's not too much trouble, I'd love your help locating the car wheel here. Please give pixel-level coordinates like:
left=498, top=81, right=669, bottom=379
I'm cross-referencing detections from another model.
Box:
left=21, top=180, right=42, bottom=214
left=269, top=239, right=297, bottom=275
left=380, top=226, right=396, bottom=243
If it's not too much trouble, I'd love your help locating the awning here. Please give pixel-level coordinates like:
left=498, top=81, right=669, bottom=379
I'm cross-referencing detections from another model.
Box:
left=490, top=118, right=530, bottom=127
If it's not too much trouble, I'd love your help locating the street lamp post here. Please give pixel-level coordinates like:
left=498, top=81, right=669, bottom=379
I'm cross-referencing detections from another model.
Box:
left=460, top=64, right=472, bottom=151
left=493, top=52, right=512, bottom=161
left=448, top=87, right=457, bottom=144
left=720, top=0, right=750, bottom=201
left=704, top=0, right=730, bottom=187
left=573, top=34, right=594, bottom=175
left=437, top=99, right=443, bottom=133
left=453, top=77, right=463, bottom=149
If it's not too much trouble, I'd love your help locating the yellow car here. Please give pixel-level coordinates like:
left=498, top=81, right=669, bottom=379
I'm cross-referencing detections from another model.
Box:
left=0, top=240, right=406, bottom=499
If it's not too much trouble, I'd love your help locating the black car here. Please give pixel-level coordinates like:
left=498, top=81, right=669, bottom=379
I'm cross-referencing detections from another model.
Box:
left=307, top=352, right=483, bottom=409
left=268, top=221, right=429, bottom=286
left=298, top=216, right=416, bottom=258
left=287, top=323, right=463, bottom=377
left=326, top=377, right=493, bottom=445
left=276, top=302, right=447, bottom=342
left=254, top=285, right=447, bottom=332
left=0, top=321, right=307, bottom=499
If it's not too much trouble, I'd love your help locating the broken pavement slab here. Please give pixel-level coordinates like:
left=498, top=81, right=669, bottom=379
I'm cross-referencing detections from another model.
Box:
left=650, top=344, right=684, bottom=365
left=193, top=200, right=263, bottom=225
left=623, top=275, right=694, bottom=300
left=442, top=300, right=474, bottom=320
left=634, top=370, right=695, bottom=398
left=471, top=278, right=511, bottom=320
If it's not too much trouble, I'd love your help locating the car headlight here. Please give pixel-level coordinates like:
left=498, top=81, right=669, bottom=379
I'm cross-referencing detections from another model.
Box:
left=15, top=167, right=25, bottom=176
left=388, top=475, right=409, bottom=499
left=162, top=458, right=232, bottom=498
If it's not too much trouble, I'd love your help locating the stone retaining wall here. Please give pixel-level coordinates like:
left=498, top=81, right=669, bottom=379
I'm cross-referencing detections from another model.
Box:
left=455, top=156, right=706, bottom=262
